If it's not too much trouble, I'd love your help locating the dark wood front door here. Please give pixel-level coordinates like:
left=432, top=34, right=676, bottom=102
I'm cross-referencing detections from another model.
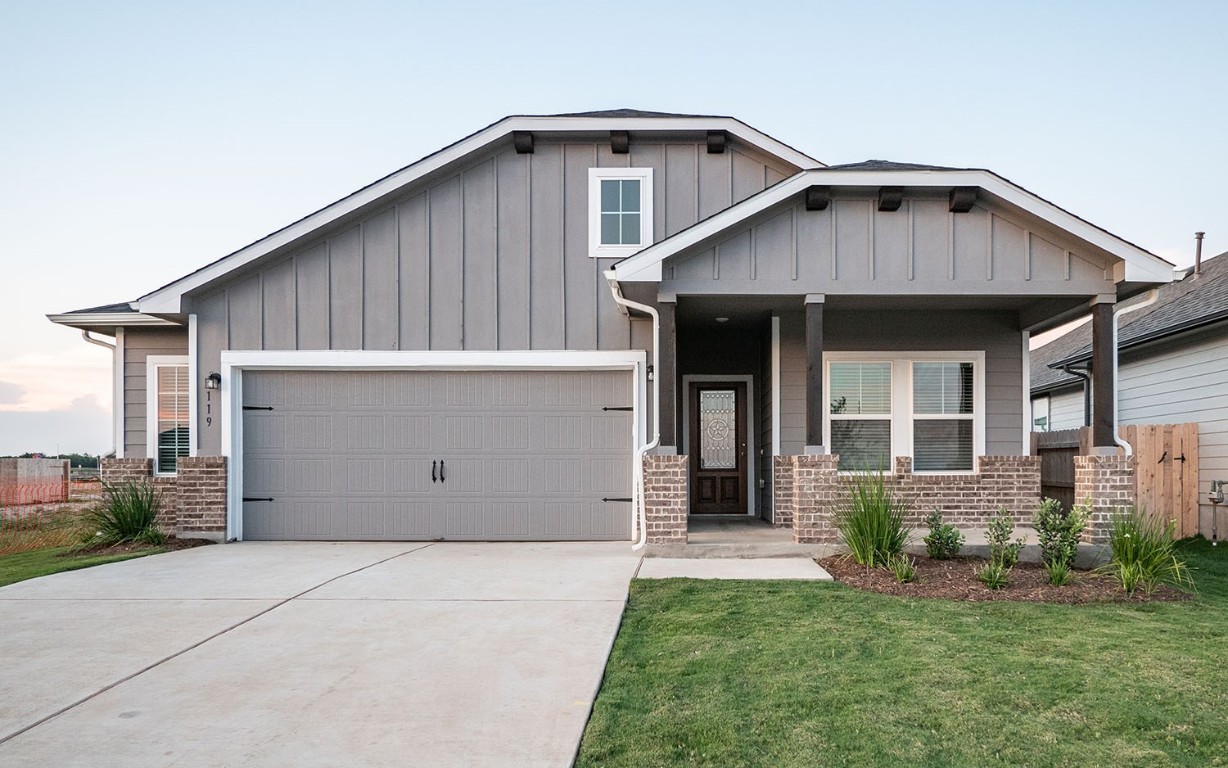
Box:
left=689, top=382, right=747, bottom=515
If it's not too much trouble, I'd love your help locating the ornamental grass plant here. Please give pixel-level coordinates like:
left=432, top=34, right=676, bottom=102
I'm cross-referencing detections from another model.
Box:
left=1099, top=507, right=1193, bottom=596
left=84, top=480, right=166, bottom=547
left=835, top=470, right=911, bottom=568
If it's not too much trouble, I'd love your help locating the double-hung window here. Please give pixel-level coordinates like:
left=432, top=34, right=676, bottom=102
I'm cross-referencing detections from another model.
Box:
left=588, top=167, right=653, bottom=258
left=826, top=352, right=984, bottom=473
left=146, top=356, right=190, bottom=474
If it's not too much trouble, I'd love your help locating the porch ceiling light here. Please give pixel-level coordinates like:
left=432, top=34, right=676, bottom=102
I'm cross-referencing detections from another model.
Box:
left=715, top=317, right=729, bottom=323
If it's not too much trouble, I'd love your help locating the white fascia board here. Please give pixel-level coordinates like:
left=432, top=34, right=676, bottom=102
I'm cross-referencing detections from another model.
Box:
left=46, top=313, right=181, bottom=329
left=138, top=117, right=821, bottom=315
left=219, top=349, right=646, bottom=370
left=613, top=169, right=1175, bottom=285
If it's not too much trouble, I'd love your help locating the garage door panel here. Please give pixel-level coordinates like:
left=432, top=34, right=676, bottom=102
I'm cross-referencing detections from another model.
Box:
left=242, top=369, right=632, bottom=541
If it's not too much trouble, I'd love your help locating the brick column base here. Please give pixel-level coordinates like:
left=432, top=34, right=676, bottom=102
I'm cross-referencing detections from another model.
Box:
left=643, top=454, right=688, bottom=544
left=177, top=457, right=228, bottom=541
left=791, top=455, right=841, bottom=544
left=1074, top=454, right=1135, bottom=544
left=772, top=456, right=794, bottom=528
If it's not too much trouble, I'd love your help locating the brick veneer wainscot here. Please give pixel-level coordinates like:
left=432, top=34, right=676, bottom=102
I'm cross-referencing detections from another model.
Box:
left=788, top=455, right=1043, bottom=544
left=643, top=454, right=688, bottom=544
left=100, top=457, right=228, bottom=540
left=1073, top=454, right=1135, bottom=544
left=772, top=456, right=795, bottom=528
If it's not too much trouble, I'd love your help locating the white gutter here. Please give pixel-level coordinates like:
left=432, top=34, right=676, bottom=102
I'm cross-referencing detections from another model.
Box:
left=604, top=271, right=660, bottom=551
left=1111, top=289, right=1159, bottom=456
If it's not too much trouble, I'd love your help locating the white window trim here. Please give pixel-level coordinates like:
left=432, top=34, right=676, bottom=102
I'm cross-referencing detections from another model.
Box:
left=588, top=167, right=653, bottom=259
left=146, top=355, right=189, bottom=475
left=218, top=349, right=647, bottom=542
left=824, top=351, right=986, bottom=475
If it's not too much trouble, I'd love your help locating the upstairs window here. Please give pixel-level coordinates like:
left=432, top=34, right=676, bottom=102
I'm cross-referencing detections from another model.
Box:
left=146, top=356, right=190, bottom=474
left=589, top=167, right=653, bottom=258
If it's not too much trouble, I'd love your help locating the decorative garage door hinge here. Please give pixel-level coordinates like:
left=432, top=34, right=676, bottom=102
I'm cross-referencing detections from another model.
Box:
left=242, top=497, right=274, bottom=502
left=242, top=406, right=274, bottom=411
left=601, top=497, right=633, bottom=502
left=601, top=406, right=633, bottom=411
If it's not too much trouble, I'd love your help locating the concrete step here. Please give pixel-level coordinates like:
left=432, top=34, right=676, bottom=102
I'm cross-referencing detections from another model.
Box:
left=646, top=541, right=840, bottom=559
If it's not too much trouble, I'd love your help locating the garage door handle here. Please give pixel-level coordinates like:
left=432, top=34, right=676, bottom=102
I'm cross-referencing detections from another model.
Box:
left=440, top=460, right=446, bottom=483
left=432, top=460, right=437, bottom=483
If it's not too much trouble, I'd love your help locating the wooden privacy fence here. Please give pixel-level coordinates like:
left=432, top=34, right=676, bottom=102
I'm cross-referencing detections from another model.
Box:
left=1031, top=423, right=1199, bottom=539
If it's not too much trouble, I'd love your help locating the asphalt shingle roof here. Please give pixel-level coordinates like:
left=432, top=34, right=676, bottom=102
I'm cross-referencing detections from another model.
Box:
left=1030, top=250, right=1228, bottom=392
left=818, top=160, right=968, bottom=172
left=58, top=301, right=136, bottom=315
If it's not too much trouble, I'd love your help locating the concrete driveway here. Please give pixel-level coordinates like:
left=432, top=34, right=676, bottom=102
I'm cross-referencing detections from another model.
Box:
left=0, top=542, right=641, bottom=767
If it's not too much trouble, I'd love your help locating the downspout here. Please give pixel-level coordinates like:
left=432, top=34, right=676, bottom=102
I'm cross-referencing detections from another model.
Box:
left=81, top=330, right=118, bottom=457
left=604, top=271, right=660, bottom=552
left=1111, top=290, right=1160, bottom=456
left=1057, top=364, right=1093, bottom=427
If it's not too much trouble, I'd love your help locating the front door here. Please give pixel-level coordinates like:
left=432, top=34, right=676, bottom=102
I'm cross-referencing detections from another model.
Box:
left=689, top=382, right=747, bottom=515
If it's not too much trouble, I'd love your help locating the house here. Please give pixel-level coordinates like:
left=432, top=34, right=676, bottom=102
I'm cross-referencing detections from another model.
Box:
left=1031, top=249, right=1228, bottom=538
left=47, top=110, right=1176, bottom=545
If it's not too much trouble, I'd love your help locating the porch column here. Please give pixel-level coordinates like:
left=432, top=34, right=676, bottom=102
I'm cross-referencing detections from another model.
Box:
left=1090, top=296, right=1117, bottom=451
left=657, top=295, right=677, bottom=449
left=805, top=294, right=825, bottom=452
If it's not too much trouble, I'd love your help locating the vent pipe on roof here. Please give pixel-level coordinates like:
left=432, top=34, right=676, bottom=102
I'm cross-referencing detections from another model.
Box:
left=1195, top=231, right=1206, bottom=274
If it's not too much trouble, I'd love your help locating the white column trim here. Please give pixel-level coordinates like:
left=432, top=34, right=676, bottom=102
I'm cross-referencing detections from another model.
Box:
left=188, top=314, right=199, bottom=457
left=113, top=327, right=125, bottom=458
left=1022, top=330, right=1031, bottom=455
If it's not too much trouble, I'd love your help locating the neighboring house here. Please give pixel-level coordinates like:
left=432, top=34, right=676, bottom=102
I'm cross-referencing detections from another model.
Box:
left=1031, top=250, right=1228, bottom=536
left=48, top=109, right=1175, bottom=544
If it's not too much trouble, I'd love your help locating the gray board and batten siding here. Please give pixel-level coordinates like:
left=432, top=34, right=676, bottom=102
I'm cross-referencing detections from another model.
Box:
left=191, top=136, right=798, bottom=455
left=123, top=327, right=188, bottom=459
left=659, top=190, right=1118, bottom=297
left=240, top=369, right=634, bottom=541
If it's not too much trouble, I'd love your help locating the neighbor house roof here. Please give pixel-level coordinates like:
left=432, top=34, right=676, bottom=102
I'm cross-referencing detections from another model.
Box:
left=610, top=165, right=1176, bottom=285
left=134, top=111, right=823, bottom=315
left=1031, top=250, right=1228, bottom=394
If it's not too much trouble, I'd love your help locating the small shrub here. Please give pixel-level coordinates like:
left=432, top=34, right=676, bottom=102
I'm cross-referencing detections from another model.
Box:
left=888, top=553, right=917, bottom=584
left=986, top=508, right=1025, bottom=568
left=1034, top=497, right=1087, bottom=569
left=84, top=481, right=165, bottom=547
left=977, top=561, right=1010, bottom=589
left=835, top=470, right=911, bottom=567
left=1098, top=507, right=1193, bottom=596
left=1045, top=559, right=1072, bottom=587
left=923, top=510, right=964, bottom=560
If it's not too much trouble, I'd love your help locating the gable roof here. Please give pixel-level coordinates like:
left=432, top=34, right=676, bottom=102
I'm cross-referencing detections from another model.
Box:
left=135, top=112, right=823, bottom=315
left=1031, top=250, right=1228, bottom=393
left=611, top=165, right=1176, bottom=285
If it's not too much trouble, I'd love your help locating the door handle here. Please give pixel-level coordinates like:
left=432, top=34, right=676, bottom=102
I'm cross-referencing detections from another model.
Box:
left=440, top=460, right=446, bottom=483
left=432, top=460, right=437, bottom=483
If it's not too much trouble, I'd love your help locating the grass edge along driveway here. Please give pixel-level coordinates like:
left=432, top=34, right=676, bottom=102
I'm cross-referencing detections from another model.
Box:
left=0, top=547, right=166, bottom=588
left=578, top=539, right=1227, bottom=768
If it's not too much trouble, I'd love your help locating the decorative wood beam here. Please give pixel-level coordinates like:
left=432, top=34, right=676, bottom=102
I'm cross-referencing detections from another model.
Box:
left=513, top=131, right=534, bottom=154
left=949, top=186, right=977, bottom=213
left=878, top=186, right=904, bottom=212
left=804, top=185, right=831, bottom=211
left=706, top=130, right=727, bottom=154
left=610, top=130, right=629, bottom=154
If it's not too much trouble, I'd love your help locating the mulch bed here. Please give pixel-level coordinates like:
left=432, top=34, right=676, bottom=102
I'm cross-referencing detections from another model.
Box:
left=70, top=537, right=214, bottom=558
left=818, top=555, right=1191, bottom=604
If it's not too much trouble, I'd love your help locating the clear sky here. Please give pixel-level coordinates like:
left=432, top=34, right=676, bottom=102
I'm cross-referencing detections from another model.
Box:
left=1, top=0, right=1223, bottom=455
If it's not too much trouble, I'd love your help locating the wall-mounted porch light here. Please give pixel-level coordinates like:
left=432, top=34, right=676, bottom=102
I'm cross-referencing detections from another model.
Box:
left=647, top=365, right=655, bottom=381
left=205, top=372, right=221, bottom=391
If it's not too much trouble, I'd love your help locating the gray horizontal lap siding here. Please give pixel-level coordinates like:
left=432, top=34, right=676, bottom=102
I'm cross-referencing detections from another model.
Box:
left=191, top=137, right=795, bottom=455
left=662, top=192, right=1116, bottom=296
left=123, top=327, right=189, bottom=459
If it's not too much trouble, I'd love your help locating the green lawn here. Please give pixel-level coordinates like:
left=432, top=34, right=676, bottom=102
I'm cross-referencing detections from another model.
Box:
left=578, top=539, right=1228, bottom=767
left=0, top=546, right=166, bottom=588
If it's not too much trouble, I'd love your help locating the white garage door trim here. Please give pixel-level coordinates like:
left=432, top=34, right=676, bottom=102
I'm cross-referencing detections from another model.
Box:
left=219, top=350, right=647, bottom=541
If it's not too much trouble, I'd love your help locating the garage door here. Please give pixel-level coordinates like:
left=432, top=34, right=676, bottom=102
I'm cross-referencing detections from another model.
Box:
left=239, top=370, right=634, bottom=541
